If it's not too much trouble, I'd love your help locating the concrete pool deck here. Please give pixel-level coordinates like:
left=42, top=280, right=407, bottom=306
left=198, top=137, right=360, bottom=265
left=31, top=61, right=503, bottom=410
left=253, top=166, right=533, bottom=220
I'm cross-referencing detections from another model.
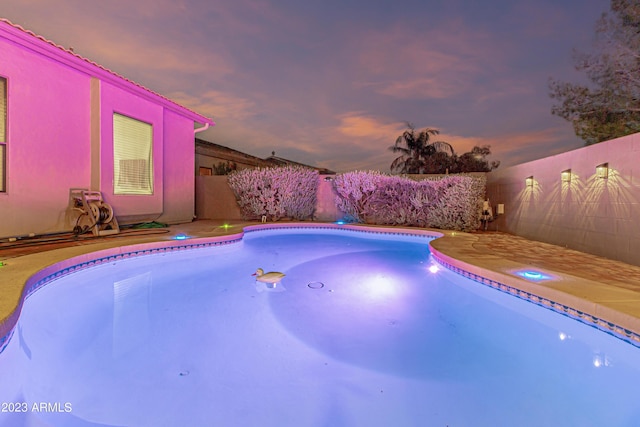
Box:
left=1, top=220, right=640, bottom=344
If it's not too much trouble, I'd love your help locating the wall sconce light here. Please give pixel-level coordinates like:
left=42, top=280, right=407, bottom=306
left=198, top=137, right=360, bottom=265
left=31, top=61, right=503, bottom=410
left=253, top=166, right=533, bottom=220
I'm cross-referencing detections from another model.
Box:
left=561, top=169, right=571, bottom=183
left=525, top=176, right=534, bottom=187
left=596, top=163, right=608, bottom=179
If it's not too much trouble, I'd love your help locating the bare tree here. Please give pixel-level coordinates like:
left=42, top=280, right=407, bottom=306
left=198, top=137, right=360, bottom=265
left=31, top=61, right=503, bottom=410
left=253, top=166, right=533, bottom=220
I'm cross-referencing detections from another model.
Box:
left=549, top=0, right=640, bottom=144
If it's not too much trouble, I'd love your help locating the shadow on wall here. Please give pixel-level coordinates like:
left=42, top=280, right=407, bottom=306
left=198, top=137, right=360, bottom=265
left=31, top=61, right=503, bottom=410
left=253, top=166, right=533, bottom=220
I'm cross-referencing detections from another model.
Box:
left=487, top=134, right=640, bottom=266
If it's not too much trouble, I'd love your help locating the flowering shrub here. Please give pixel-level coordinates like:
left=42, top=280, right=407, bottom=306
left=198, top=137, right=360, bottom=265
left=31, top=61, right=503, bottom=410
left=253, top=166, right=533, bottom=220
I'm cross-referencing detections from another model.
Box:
left=362, top=176, right=442, bottom=226
left=424, top=175, right=485, bottom=231
left=332, top=171, right=383, bottom=222
left=228, top=166, right=319, bottom=220
left=333, top=171, right=485, bottom=231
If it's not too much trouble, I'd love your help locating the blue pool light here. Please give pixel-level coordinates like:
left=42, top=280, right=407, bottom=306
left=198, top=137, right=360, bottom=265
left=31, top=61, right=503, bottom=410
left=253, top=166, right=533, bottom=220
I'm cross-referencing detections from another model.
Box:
left=174, top=233, right=189, bottom=240
left=516, top=270, right=551, bottom=281
left=335, top=215, right=357, bottom=225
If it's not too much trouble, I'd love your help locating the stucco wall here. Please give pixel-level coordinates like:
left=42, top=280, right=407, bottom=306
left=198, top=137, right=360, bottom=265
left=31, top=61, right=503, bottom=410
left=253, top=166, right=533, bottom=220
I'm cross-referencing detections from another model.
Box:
left=158, top=110, right=195, bottom=224
left=486, top=133, right=640, bottom=266
left=98, top=80, right=165, bottom=221
left=195, top=176, right=242, bottom=220
left=0, top=22, right=207, bottom=238
left=195, top=176, right=342, bottom=222
left=0, top=37, right=91, bottom=237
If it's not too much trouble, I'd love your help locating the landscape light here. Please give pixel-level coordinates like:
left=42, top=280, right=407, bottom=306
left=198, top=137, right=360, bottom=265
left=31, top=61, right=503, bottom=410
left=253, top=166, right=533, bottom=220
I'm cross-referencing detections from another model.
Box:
left=596, top=163, right=608, bottom=179
left=525, top=176, right=534, bottom=187
left=174, top=233, right=189, bottom=240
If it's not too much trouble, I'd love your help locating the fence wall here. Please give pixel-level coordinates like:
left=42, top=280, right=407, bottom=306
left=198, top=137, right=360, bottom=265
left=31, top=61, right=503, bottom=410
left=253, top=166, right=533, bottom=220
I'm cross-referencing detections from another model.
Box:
left=195, top=176, right=342, bottom=222
left=486, top=133, right=640, bottom=266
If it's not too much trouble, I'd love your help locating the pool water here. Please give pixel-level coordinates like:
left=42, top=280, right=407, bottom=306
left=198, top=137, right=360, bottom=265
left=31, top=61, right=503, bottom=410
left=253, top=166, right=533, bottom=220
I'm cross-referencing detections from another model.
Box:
left=1, top=228, right=640, bottom=426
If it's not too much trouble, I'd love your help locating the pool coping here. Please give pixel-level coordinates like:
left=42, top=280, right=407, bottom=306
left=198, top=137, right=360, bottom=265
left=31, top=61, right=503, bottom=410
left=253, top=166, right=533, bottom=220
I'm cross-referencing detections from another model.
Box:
left=1, top=222, right=640, bottom=354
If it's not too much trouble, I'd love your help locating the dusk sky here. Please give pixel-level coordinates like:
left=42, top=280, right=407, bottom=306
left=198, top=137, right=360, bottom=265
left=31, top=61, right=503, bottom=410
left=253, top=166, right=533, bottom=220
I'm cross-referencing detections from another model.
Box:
left=4, top=0, right=609, bottom=172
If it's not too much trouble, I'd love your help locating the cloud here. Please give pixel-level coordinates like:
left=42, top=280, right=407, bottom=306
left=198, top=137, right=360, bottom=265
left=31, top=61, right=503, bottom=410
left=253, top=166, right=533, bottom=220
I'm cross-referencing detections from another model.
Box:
left=449, top=126, right=583, bottom=168
left=352, top=20, right=506, bottom=101
left=337, top=112, right=403, bottom=141
left=168, top=90, right=256, bottom=122
left=4, top=1, right=236, bottom=83
left=362, top=77, right=460, bottom=100
left=2, top=0, right=603, bottom=174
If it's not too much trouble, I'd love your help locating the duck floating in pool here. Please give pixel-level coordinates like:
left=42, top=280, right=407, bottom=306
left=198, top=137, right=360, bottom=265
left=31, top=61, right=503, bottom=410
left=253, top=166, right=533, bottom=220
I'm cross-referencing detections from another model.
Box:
left=252, top=268, right=286, bottom=284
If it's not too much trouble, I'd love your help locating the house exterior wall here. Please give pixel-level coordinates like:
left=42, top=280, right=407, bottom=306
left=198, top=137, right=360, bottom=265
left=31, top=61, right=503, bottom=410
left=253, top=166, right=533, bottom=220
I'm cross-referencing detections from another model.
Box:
left=98, top=80, right=164, bottom=221
left=486, top=133, right=640, bottom=266
left=0, top=20, right=212, bottom=238
left=159, top=109, right=196, bottom=224
left=0, top=34, right=92, bottom=237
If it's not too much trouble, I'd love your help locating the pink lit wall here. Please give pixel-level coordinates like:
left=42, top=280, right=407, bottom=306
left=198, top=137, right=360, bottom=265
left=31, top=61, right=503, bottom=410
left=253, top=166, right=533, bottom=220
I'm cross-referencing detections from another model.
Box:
left=486, top=133, right=640, bottom=266
left=98, top=80, right=164, bottom=221
left=0, top=34, right=91, bottom=238
left=159, top=109, right=196, bottom=224
left=0, top=21, right=211, bottom=239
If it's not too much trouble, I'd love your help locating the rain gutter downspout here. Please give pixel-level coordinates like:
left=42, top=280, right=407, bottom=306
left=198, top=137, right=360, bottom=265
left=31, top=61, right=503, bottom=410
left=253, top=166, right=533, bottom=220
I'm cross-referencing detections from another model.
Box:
left=194, top=122, right=211, bottom=134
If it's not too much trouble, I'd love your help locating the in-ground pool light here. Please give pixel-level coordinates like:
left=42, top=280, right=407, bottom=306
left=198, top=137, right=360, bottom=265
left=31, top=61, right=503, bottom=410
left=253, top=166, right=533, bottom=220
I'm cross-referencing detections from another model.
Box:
left=515, top=270, right=551, bottom=281
left=335, top=215, right=357, bottom=225
left=428, top=264, right=439, bottom=274
left=174, top=233, right=189, bottom=240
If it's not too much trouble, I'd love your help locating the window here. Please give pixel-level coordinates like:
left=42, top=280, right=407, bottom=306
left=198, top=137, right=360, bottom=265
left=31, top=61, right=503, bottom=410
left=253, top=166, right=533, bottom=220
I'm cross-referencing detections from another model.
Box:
left=0, top=77, right=6, bottom=192
left=113, top=113, right=153, bottom=195
left=198, top=167, right=212, bottom=176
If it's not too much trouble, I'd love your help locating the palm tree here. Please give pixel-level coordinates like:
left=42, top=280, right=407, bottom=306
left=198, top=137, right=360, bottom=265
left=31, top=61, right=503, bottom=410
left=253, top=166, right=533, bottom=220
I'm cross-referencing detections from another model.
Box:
left=389, top=122, right=455, bottom=174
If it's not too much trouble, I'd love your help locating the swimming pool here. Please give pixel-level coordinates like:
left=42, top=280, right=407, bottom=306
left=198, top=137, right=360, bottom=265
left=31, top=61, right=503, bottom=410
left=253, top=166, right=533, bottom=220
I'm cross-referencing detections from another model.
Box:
left=1, top=225, right=639, bottom=426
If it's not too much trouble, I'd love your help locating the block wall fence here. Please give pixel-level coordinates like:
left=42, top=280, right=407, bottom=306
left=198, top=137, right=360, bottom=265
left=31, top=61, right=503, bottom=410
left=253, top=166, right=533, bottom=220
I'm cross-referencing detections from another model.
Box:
left=486, top=133, right=640, bottom=266
left=195, top=176, right=343, bottom=222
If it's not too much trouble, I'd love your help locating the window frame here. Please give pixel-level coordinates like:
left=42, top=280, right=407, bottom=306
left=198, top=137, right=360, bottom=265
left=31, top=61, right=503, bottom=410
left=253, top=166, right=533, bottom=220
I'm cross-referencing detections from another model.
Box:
left=198, top=166, right=213, bottom=176
left=0, top=76, right=7, bottom=193
left=112, top=112, right=154, bottom=195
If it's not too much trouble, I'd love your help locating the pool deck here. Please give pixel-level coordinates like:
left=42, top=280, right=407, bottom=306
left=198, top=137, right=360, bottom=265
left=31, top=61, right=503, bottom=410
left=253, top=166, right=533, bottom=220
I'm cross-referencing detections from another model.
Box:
left=2, top=220, right=640, bottom=343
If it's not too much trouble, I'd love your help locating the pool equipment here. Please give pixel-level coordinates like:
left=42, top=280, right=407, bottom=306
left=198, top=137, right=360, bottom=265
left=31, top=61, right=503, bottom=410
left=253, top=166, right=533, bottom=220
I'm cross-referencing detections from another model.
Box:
left=68, top=188, right=120, bottom=236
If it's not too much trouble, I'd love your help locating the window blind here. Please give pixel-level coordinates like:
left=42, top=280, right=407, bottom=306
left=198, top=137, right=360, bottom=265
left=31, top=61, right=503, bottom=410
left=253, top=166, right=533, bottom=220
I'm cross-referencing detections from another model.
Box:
left=0, top=145, right=4, bottom=192
left=0, top=77, right=6, bottom=142
left=113, top=113, right=153, bottom=195
left=0, top=77, right=6, bottom=192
